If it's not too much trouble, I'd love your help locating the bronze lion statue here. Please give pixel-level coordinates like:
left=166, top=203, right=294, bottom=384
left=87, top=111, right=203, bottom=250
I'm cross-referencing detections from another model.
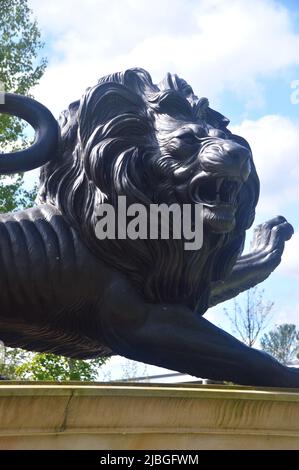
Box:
left=0, top=68, right=296, bottom=387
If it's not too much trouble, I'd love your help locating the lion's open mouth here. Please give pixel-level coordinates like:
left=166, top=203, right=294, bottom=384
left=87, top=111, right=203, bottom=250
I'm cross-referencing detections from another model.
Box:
left=190, top=174, right=243, bottom=233
left=192, top=176, right=242, bottom=206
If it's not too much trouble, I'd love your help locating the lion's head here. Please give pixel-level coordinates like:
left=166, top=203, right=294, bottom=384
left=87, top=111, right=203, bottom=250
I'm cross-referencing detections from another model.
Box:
left=38, top=68, right=259, bottom=313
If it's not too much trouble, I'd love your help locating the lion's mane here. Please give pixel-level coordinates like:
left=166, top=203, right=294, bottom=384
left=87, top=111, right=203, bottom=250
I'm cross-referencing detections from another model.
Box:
left=38, top=68, right=259, bottom=313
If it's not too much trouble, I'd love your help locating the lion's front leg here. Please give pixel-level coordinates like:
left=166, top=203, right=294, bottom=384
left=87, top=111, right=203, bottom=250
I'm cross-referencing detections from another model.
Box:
left=209, top=216, right=293, bottom=307
left=98, top=275, right=299, bottom=388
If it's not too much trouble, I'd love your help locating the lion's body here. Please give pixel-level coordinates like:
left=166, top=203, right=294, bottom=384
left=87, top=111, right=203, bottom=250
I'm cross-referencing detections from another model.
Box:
left=0, top=204, right=114, bottom=357
left=1, top=68, right=296, bottom=387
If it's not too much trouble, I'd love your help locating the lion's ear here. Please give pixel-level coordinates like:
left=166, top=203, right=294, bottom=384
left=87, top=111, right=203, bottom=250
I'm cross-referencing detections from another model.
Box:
left=78, top=83, right=144, bottom=146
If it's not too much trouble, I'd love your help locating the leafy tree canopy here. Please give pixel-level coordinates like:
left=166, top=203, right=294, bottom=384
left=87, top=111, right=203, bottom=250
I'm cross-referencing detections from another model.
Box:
left=260, top=323, right=299, bottom=365
left=0, top=0, right=47, bottom=146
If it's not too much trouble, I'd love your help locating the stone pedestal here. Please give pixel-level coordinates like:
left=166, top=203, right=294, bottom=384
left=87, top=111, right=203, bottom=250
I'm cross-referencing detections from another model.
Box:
left=0, top=382, right=299, bottom=449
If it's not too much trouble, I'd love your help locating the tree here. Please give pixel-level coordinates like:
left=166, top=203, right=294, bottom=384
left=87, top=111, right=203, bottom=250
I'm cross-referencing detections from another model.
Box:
left=0, top=346, right=107, bottom=381
left=121, top=359, right=148, bottom=382
left=0, top=175, right=37, bottom=212
left=224, top=287, right=273, bottom=347
left=0, top=0, right=46, bottom=220
left=0, top=345, right=30, bottom=379
left=260, top=324, right=299, bottom=365
left=14, top=353, right=106, bottom=381
left=0, top=0, right=47, bottom=147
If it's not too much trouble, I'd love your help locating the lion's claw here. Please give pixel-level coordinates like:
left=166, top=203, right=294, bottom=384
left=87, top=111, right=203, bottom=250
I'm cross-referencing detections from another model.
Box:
left=249, top=216, right=293, bottom=273
left=251, top=216, right=294, bottom=253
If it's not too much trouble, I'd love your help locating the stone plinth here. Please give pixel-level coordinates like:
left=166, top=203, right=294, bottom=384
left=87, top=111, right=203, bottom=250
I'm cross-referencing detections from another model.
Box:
left=0, top=382, right=299, bottom=449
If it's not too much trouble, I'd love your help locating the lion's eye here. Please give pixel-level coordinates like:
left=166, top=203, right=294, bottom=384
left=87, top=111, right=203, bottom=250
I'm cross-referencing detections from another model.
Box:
left=179, top=132, right=198, bottom=145
left=176, top=127, right=207, bottom=144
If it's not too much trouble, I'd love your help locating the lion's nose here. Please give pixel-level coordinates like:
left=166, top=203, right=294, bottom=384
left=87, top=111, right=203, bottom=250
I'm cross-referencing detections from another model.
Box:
left=222, top=142, right=251, bottom=182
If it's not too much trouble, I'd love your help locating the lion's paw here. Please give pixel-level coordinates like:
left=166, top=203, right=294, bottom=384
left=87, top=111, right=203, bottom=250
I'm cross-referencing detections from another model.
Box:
left=250, top=215, right=293, bottom=271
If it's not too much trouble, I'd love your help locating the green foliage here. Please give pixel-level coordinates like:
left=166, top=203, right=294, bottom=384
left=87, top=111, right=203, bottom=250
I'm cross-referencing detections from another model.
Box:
left=0, top=0, right=43, bottom=214
left=260, top=323, right=299, bottom=365
left=0, top=347, right=107, bottom=381
left=0, top=174, right=37, bottom=212
left=0, top=0, right=47, bottom=147
left=0, top=346, right=29, bottom=378
left=15, top=353, right=107, bottom=381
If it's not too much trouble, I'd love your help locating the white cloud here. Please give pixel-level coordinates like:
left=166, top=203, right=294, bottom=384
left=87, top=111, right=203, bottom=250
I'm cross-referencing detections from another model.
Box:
left=231, top=113, right=299, bottom=285
left=28, top=0, right=299, bottom=116
left=273, top=301, right=299, bottom=327
left=231, top=114, right=299, bottom=217
left=277, top=231, right=299, bottom=281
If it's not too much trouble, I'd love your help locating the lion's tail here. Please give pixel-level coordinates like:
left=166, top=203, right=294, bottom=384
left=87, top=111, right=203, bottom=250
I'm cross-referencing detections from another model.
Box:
left=0, top=93, right=59, bottom=174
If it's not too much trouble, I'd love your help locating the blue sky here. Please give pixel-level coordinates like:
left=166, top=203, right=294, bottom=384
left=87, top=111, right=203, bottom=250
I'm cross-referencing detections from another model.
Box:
left=26, top=0, right=299, bottom=378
